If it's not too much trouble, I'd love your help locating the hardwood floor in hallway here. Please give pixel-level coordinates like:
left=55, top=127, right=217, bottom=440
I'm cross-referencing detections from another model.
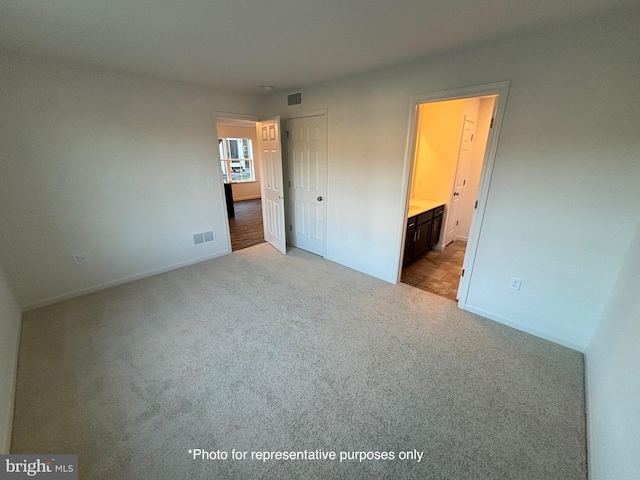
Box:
left=401, top=240, right=466, bottom=301
left=229, top=198, right=265, bottom=251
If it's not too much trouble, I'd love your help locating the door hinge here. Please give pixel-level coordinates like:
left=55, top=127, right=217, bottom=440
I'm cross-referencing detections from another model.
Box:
left=463, top=179, right=466, bottom=186
left=461, top=269, right=465, bottom=277
left=290, top=225, right=292, bottom=231
left=288, top=180, right=291, bottom=187
left=471, top=134, right=474, bottom=141
left=456, top=220, right=459, bottom=226
left=286, top=131, right=290, bottom=139
left=490, top=118, right=495, bottom=128
left=474, top=200, right=478, bottom=209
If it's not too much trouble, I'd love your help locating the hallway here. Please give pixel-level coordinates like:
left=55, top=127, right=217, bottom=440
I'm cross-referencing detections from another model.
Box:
left=229, top=199, right=265, bottom=251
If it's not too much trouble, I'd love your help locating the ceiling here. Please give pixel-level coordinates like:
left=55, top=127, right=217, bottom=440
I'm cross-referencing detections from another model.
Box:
left=0, top=0, right=634, bottom=95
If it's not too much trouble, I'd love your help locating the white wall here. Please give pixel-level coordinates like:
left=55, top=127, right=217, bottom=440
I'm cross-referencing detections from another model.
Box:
left=586, top=220, right=640, bottom=479
left=0, top=53, right=264, bottom=308
left=0, top=264, right=22, bottom=453
left=266, top=4, right=640, bottom=350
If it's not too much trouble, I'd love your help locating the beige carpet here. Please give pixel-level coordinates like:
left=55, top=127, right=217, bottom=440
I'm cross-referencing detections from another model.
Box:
left=12, top=243, right=587, bottom=479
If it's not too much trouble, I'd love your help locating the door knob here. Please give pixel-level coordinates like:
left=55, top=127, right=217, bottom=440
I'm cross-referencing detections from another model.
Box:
left=317, top=196, right=323, bottom=201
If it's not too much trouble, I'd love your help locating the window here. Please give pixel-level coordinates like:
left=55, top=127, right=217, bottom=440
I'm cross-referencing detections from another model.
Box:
left=218, top=137, right=254, bottom=183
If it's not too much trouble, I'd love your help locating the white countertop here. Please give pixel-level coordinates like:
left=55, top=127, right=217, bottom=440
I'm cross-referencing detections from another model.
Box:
left=407, top=199, right=444, bottom=218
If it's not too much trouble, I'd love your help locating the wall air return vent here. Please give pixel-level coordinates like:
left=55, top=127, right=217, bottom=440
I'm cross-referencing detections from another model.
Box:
left=193, top=230, right=216, bottom=245
left=287, top=92, right=302, bottom=106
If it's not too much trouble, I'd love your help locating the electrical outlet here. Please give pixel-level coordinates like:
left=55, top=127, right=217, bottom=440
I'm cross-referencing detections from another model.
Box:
left=207, top=179, right=214, bottom=187
left=509, top=277, right=522, bottom=291
left=73, top=253, right=89, bottom=265
left=417, top=178, right=423, bottom=186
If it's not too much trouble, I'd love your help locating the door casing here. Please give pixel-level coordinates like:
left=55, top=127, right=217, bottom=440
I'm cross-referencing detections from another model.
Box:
left=397, top=81, right=510, bottom=307
left=211, top=111, right=287, bottom=255
left=211, top=112, right=259, bottom=254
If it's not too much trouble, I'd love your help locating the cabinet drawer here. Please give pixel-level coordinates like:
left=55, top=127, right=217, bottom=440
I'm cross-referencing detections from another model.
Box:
left=407, top=216, right=417, bottom=230
left=433, top=205, right=445, bottom=217
left=417, top=210, right=433, bottom=224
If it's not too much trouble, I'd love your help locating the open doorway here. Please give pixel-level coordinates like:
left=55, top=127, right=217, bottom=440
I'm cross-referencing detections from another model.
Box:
left=400, top=89, right=503, bottom=302
left=216, top=118, right=265, bottom=252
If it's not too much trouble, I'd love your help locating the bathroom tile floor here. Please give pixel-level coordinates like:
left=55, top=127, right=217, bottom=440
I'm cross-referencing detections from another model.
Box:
left=401, top=240, right=467, bottom=302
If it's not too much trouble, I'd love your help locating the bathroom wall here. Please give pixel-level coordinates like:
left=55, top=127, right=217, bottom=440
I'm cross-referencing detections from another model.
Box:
left=410, top=99, right=464, bottom=204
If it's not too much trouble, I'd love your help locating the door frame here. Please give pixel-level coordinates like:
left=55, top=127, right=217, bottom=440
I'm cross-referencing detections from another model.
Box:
left=286, top=110, right=329, bottom=256
left=397, top=81, right=510, bottom=307
left=211, top=111, right=260, bottom=253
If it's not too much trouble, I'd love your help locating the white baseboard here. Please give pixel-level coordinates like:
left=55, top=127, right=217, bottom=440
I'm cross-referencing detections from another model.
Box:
left=460, top=303, right=586, bottom=352
left=1, top=315, right=21, bottom=454
left=22, top=251, right=230, bottom=311
left=583, top=350, right=595, bottom=479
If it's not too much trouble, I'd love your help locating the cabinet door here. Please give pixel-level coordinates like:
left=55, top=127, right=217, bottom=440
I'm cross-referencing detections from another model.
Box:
left=403, top=226, right=415, bottom=266
left=430, top=215, right=442, bottom=248
left=413, top=220, right=432, bottom=259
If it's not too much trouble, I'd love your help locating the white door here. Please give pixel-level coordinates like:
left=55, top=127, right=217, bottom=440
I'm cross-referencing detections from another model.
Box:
left=287, top=115, right=327, bottom=256
left=256, top=117, right=287, bottom=254
left=444, top=116, right=476, bottom=246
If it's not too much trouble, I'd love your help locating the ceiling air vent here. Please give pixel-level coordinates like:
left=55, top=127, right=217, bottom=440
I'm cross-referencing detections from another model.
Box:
left=287, top=92, right=302, bottom=106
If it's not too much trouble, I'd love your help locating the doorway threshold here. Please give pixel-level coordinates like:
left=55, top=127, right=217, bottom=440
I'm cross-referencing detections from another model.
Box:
left=401, top=241, right=466, bottom=301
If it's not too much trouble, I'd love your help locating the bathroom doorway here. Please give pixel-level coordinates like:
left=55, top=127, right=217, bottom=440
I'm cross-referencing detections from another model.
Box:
left=399, top=82, right=508, bottom=303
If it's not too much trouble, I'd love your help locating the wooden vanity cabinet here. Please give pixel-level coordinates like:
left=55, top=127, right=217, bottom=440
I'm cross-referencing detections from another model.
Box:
left=429, top=205, right=445, bottom=249
left=404, top=204, right=445, bottom=267
left=412, top=219, right=432, bottom=259
left=404, top=218, right=417, bottom=267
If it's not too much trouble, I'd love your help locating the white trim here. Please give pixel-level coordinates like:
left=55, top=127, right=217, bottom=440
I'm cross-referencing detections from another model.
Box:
left=286, top=109, right=328, bottom=120
left=458, top=86, right=509, bottom=307
left=583, top=350, right=595, bottom=479
left=212, top=112, right=260, bottom=123
left=464, top=304, right=586, bottom=352
left=22, top=251, right=229, bottom=311
left=211, top=111, right=261, bottom=254
left=396, top=104, right=422, bottom=279
left=1, top=311, right=21, bottom=454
